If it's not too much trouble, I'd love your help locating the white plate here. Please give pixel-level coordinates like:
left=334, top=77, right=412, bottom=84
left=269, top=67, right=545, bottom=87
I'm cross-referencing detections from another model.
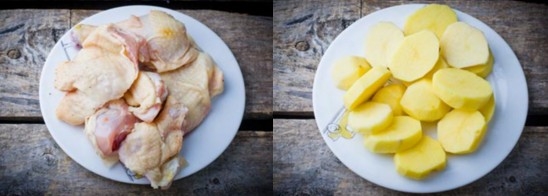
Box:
left=39, top=5, right=245, bottom=185
left=312, top=4, right=528, bottom=193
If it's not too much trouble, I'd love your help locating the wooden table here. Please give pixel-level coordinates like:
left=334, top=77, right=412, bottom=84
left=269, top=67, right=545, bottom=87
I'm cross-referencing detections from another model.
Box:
left=274, top=0, right=547, bottom=194
left=0, top=1, right=273, bottom=194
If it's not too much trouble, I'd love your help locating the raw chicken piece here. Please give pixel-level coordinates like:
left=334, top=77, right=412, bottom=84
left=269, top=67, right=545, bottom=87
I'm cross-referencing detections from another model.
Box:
left=72, top=10, right=199, bottom=73
left=118, top=120, right=185, bottom=189
left=160, top=52, right=224, bottom=134
left=84, top=100, right=138, bottom=166
left=124, top=71, right=168, bottom=122
left=55, top=24, right=142, bottom=125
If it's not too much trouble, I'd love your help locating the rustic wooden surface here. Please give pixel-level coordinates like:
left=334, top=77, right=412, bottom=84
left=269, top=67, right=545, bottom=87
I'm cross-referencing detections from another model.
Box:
left=0, top=8, right=272, bottom=119
left=273, top=0, right=548, bottom=115
left=0, top=124, right=272, bottom=195
left=273, top=119, right=547, bottom=195
left=273, top=0, right=548, bottom=195
left=0, top=5, right=272, bottom=195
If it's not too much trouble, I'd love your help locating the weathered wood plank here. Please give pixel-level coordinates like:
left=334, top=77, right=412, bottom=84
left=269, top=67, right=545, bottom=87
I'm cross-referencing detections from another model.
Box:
left=273, top=0, right=548, bottom=115
left=273, top=119, right=547, bottom=195
left=0, top=10, right=70, bottom=118
left=0, top=9, right=272, bottom=119
left=0, top=124, right=272, bottom=195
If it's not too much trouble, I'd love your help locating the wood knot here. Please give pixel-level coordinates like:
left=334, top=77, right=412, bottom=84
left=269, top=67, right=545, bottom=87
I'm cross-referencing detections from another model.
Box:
left=509, top=176, right=516, bottom=183
left=295, top=41, right=309, bottom=51
left=7, top=49, right=21, bottom=59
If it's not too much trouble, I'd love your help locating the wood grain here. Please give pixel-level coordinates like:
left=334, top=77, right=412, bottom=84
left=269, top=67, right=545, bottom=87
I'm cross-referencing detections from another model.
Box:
left=0, top=8, right=272, bottom=119
left=273, top=0, right=548, bottom=115
left=273, top=119, right=547, bottom=195
left=0, top=124, right=272, bottom=195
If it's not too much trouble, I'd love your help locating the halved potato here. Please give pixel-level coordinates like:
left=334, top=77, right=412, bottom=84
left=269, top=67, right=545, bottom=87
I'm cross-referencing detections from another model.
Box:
left=372, top=84, right=406, bottom=116
left=331, top=56, right=371, bottom=90
left=404, top=4, right=457, bottom=39
left=394, top=136, right=446, bottom=180
left=400, top=79, right=450, bottom=121
left=441, top=22, right=489, bottom=68
left=432, top=68, right=493, bottom=110
left=364, top=116, right=422, bottom=153
left=389, top=30, right=439, bottom=82
left=348, top=102, right=393, bottom=135
left=364, top=22, right=404, bottom=68
left=344, top=66, right=392, bottom=110
left=437, top=109, right=487, bottom=154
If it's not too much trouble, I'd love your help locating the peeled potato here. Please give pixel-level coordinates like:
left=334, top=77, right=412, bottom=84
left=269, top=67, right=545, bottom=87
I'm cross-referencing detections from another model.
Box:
left=389, top=30, right=439, bottom=82
left=364, top=22, right=404, bottom=68
left=433, top=68, right=493, bottom=110
left=372, top=84, right=406, bottom=116
left=394, top=136, right=446, bottom=180
left=331, top=56, right=371, bottom=90
left=441, top=22, right=489, bottom=68
left=438, top=109, right=487, bottom=154
left=404, top=4, right=457, bottom=39
left=479, top=95, right=495, bottom=123
left=424, top=56, right=449, bottom=79
left=344, top=66, right=392, bottom=110
left=364, top=116, right=422, bottom=153
left=400, top=79, right=450, bottom=121
left=464, top=51, right=494, bottom=78
left=348, top=102, right=393, bottom=135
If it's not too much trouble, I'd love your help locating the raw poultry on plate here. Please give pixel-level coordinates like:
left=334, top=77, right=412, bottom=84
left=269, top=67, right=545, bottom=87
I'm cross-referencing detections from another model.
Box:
left=54, top=10, right=224, bottom=189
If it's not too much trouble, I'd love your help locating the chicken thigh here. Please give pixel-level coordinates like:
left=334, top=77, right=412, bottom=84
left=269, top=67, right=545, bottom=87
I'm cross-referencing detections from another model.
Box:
left=85, top=99, right=138, bottom=166
left=55, top=24, right=142, bottom=125
left=160, top=52, right=223, bottom=135
left=124, top=71, right=168, bottom=122
left=72, top=10, right=199, bottom=73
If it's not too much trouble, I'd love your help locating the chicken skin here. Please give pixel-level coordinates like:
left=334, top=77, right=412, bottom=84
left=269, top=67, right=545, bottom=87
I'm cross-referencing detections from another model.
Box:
left=72, top=10, right=199, bottom=73
left=160, top=52, right=224, bottom=135
left=124, top=71, right=168, bottom=122
left=55, top=24, right=142, bottom=125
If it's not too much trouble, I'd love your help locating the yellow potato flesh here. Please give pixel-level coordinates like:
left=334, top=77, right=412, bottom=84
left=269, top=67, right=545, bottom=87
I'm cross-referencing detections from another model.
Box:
left=394, top=136, right=446, bottom=180
left=441, top=22, right=489, bottom=68
left=348, top=102, right=393, bottom=135
left=400, top=79, right=450, bottom=121
left=464, top=51, right=494, bottom=78
left=438, top=109, right=487, bottom=154
left=344, top=66, right=392, bottom=110
left=479, top=95, right=495, bottom=123
left=433, top=68, right=493, bottom=110
left=404, top=4, right=457, bottom=39
left=364, top=22, right=404, bottom=68
left=389, top=30, right=439, bottom=82
left=424, top=56, right=449, bottom=80
left=331, top=56, right=371, bottom=90
left=372, top=84, right=406, bottom=116
left=364, top=116, right=422, bottom=153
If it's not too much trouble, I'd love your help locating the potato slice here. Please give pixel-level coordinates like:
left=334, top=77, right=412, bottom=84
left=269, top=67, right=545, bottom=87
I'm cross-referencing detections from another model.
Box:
left=400, top=79, right=450, bottom=121
left=433, top=68, right=493, bottom=110
left=404, top=4, right=457, bottom=39
left=344, top=66, right=392, bottom=110
left=424, top=56, right=449, bottom=79
left=479, top=95, right=495, bottom=123
left=394, top=136, right=446, bottom=180
left=441, top=22, right=489, bottom=68
left=364, top=22, right=404, bottom=68
left=372, top=84, right=406, bottom=116
left=389, top=30, right=439, bottom=82
left=364, top=116, right=422, bottom=153
left=464, top=51, right=494, bottom=78
left=348, top=102, right=393, bottom=135
left=438, top=109, right=487, bottom=154
left=331, top=56, right=371, bottom=90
